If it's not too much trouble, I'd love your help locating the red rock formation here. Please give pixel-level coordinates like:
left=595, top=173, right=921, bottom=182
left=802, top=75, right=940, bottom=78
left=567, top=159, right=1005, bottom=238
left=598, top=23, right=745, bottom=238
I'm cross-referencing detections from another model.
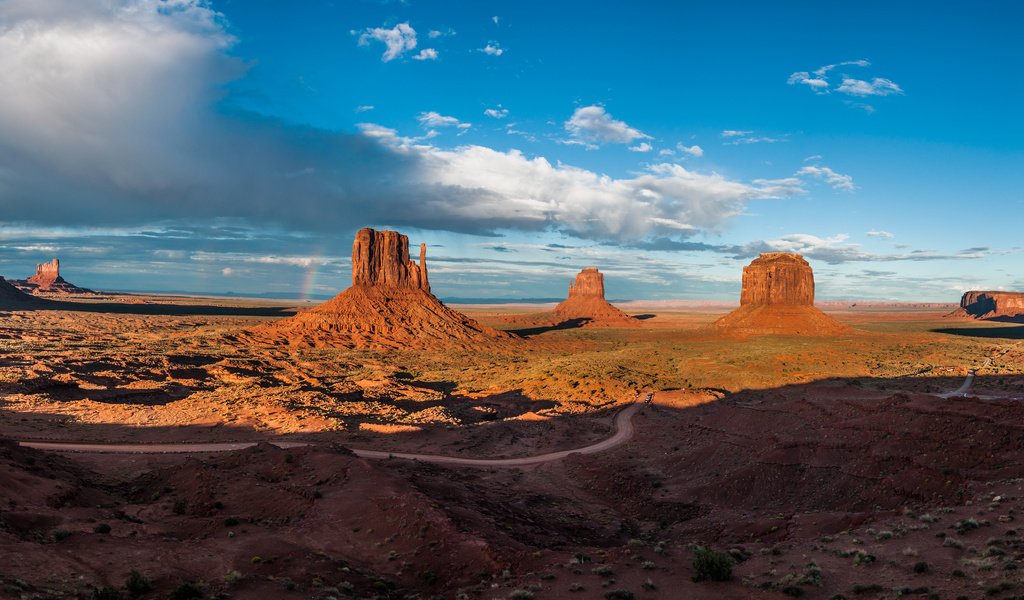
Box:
left=739, top=252, right=815, bottom=306
left=255, top=228, right=512, bottom=349
left=13, top=258, right=96, bottom=295
left=948, top=291, right=1024, bottom=320
left=713, top=253, right=848, bottom=336
left=0, top=276, right=45, bottom=309
left=552, top=268, right=636, bottom=326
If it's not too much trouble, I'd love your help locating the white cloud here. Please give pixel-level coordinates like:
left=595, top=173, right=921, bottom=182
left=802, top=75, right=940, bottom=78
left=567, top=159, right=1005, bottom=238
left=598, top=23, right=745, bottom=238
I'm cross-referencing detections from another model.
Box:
left=732, top=233, right=987, bottom=265
left=628, top=142, right=652, bottom=153
left=658, top=148, right=675, bottom=156
left=357, top=22, right=418, bottom=62
left=355, top=105, right=375, bottom=112
left=364, top=128, right=805, bottom=240
left=564, top=105, right=650, bottom=146
left=221, top=267, right=233, bottom=276
left=412, top=48, right=438, bottom=61
left=417, top=111, right=471, bottom=130
left=481, top=42, right=504, bottom=56
left=677, top=144, right=704, bottom=157
left=836, top=77, right=903, bottom=97
left=797, top=165, right=855, bottom=191
left=788, top=59, right=903, bottom=101
left=866, top=230, right=895, bottom=239
left=484, top=106, right=509, bottom=119
left=492, top=16, right=499, bottom=24
left=720, top=130, right=752, bottom=138
left=722, top=132, right=787, bottom=145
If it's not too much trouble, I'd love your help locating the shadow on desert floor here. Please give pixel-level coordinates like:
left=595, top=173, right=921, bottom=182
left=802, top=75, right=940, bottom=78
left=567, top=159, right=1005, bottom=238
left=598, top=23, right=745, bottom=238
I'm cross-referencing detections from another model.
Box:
left=931, top=324, right=1024, bottom=339
left=1, top=298, right=296, bottom=318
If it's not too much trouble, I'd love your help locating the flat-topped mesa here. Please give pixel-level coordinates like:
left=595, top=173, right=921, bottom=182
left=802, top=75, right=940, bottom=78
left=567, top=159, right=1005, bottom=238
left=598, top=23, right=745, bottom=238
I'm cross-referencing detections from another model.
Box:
left=26, top=258, right=63, bottom=289
left=351, top=228, right=429, bottom=292
left=567, top=267, right=605, bottom=299
left=954, top=290, right=1024, bottom=319
left=713, top=253, right=847, bottom=335
left=740, top=252, right=814, bottom=306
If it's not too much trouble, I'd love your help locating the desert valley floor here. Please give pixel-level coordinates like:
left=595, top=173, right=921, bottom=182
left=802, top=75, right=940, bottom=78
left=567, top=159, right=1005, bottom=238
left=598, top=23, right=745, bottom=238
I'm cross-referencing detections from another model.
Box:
left=3, top=297, right=1024, bottom=600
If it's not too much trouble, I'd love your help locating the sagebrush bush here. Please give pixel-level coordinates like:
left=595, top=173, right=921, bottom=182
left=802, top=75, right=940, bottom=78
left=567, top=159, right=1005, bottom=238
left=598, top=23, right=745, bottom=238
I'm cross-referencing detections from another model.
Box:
left=692, top=546, right=732, bottom=582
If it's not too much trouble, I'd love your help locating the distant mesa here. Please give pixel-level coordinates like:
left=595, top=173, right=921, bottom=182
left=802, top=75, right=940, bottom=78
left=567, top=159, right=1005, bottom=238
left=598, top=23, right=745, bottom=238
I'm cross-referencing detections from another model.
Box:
left=255, top=228, right=513, bottom=349
left=712, top=252, right=849, bottom=335
left=13, top=258, right=96, bottom=295
left=552, top=268, right=637, bottom=326
left=949, top=291, right=1024, bottom=320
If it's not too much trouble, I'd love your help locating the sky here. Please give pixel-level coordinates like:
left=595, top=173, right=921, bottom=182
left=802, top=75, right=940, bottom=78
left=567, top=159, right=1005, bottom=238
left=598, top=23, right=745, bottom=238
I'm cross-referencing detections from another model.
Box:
left=0, top=0, right=1021, bottom=301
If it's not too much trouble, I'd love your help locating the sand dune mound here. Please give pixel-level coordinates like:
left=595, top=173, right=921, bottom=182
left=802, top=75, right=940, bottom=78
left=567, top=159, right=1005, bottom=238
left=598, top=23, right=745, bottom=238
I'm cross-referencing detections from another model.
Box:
left=0, top=276, right=45, bottom=309
left=712, top=253, right=847, bottom=335
left=12, top=258, right=96, bottom=295
left=256, top=228, right=513, bottom=349
left=947, top=290, right=1024, bottom=320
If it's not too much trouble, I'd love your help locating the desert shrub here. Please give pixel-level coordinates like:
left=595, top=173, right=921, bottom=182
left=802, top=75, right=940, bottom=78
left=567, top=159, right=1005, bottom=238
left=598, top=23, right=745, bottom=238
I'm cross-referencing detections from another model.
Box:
left=125, top=571, right=153, bottom=597
left=955, top=518, right=980, bottom=534
left=603, top=591, right=635, bottom=600
left=913, top=561, right=929, bottom=574
left=169, top=582, right=203, bottom=600
left=692, top=546, right=732, bottom=582
left=592, top=565, right=614, bottom=577
left=53, top=528, right=71, bottom=542
left=851, top=583, right=883, bottom=594
left=93, top=523, right=112, bottom=534
left=781, top=586, right=804, bottom=597
left=508, top=591, right=534, bottom=600
left=223, top=517, right=240, bottom=527
left=92, top=587, right=123, bottom=600
left=172, top=499, right=188, bottom=515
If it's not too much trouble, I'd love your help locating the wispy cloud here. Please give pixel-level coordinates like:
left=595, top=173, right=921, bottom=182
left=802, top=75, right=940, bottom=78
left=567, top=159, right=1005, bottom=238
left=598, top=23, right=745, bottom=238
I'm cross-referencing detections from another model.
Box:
left=564, top=105, right=650, bottom=146
left=866, top=230, right=895, bottom=239
left=355, top=105, right=375, bottom=112
left=837, top=77, right=902, bottom=96
left=357, top=22, right=418, bottom=62
left=412, top=48, right=438, bottom=61
left=417, top=111, right=471, bottom=130
left=481, top=42, right=504, bottom=56
left=788, top=59, right=903, bottom=110
left=677, top=144, right=704, bottom=157
left=721, top=130, right=787, bottom=145
left=796, top=164, right=854, bottom=191
left=484, top=106, right=509, bottom=119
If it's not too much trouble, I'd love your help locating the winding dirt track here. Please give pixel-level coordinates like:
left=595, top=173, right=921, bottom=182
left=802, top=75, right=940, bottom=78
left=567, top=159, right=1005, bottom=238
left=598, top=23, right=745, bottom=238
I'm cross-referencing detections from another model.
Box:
left=18, top=403, right=641, bottom=468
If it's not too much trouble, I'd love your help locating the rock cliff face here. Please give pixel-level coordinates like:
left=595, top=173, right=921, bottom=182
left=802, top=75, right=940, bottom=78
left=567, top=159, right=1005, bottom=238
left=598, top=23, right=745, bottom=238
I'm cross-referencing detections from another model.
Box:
left=255, top=228, right=512, bottom=349
left=351, top=228, right=430, bottom=291
left=740, top=253, right=814, bottom=306
left=949, top=291, right=1024, bottom=320
left=13, top=258, right=95, bottom=295
left=552, top=268, right=635, bottom=326
left=713, top=253, right=847, bottom=336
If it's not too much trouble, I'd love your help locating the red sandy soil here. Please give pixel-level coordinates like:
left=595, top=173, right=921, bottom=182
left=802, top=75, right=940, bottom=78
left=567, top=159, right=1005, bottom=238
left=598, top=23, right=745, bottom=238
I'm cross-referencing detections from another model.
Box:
left=711, top=304, right=850, bottom=336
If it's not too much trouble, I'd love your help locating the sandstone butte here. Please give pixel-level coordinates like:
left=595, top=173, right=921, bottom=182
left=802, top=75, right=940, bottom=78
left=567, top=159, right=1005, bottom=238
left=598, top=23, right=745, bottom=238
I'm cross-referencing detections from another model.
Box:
left=552, top=267, right=636, bottom=326
left=712, top=252, right=848, bottom=335
left=13, top=258, right=95, bottom=295
left=256, top=228, right=513, bottom=349
left=948, top=290, right=1024, bottom=320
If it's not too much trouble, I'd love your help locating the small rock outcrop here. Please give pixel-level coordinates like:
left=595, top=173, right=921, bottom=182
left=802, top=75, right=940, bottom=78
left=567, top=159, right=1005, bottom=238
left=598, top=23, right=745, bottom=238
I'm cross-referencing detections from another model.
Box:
left=13, top=258, right=96, bottom=295
left=949, top=291, right=1024, bottom=320
left=713, top=253, right=848, bottom=335
left=552, top=268, right=636, bottom=326
left=255, top=228, right=512, bottom=349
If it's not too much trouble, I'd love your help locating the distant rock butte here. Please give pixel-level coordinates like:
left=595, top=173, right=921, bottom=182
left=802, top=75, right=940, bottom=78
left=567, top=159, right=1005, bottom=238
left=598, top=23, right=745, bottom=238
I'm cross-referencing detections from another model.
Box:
left=13, top=258, right=96, bottom=295
left=552, top=268, right=636, bottom=326
left=740, top=252, right=815, bottom=306
left=256, top=228, right=513, bottom=349
left=713, top=253, right=848, bottom=335
left=949, top=290, right=1024, bottom=320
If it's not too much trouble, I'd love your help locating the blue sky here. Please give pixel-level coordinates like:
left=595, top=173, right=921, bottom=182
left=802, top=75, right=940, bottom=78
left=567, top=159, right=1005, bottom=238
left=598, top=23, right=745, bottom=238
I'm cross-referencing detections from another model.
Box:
left=0, top=0, right=1021, bottom=301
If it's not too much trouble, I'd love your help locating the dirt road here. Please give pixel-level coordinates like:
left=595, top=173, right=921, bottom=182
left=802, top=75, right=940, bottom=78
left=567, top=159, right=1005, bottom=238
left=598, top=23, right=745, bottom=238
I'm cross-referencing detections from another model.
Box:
left=18, top=403, right=641, bottom=467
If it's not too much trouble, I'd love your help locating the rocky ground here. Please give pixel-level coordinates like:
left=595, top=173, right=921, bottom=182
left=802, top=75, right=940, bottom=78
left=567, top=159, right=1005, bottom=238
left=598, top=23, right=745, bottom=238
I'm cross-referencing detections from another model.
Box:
left=3, top=296, right=1024, bottom=598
